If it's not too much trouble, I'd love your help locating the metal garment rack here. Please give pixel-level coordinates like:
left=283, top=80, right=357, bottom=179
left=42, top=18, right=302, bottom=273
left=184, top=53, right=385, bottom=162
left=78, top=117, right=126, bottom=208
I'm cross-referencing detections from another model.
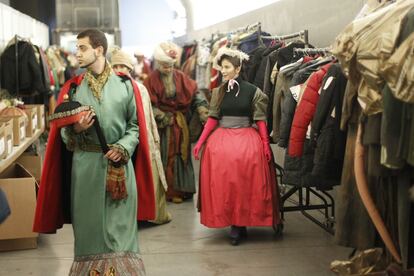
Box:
left=275, top=163, right=335, bottom=235
left=209, top=22, right=262, bottom=42
left=227, top=21, right=262, bottom=36
left=271, top=32, right=335, bottom=235
left=293, top=47, right=332, bottom=56
left=262, top=30, right=309, bottom=46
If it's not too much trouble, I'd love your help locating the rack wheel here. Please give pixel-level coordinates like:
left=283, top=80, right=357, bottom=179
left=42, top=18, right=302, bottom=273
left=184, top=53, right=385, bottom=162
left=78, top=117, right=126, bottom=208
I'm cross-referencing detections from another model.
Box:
left=324, top=217, right=335, bottom=229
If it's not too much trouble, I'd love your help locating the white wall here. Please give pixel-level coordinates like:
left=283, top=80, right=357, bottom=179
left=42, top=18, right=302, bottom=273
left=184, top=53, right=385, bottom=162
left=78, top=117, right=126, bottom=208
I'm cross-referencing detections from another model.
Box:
left=0, top=3, right=49, bottom=52
left=177, top=0, right=365, bottom=47
left=119, top=0, right=175, bottom=58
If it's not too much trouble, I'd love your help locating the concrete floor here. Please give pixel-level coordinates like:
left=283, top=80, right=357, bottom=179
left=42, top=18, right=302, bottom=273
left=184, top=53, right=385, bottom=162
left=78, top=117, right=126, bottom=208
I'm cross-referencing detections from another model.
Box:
left=0, top=201, right=350, bottom=276
left=0, top=145, right=351, bottom=275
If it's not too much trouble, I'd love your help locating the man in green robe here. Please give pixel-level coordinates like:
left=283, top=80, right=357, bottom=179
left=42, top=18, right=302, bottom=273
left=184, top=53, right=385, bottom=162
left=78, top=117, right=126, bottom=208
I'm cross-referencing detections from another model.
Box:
left=35, top=29, right=147, bottom=275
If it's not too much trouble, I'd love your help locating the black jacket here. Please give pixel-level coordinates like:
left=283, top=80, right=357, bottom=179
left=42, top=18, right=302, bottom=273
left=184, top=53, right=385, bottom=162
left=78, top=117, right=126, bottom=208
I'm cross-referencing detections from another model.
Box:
left=282, top=64, right=347, bottom=190
left=310, top=63, right=347, bottom=181
left=0, top=41, right=47, bottom=96
left=253, top=44, right=282, bottom=90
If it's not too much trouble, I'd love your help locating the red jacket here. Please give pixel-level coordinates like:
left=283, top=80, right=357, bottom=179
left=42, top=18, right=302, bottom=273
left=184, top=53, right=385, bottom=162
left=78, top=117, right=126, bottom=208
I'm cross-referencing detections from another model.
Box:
left=33, top=73, right=155, bottom=233
left=288, top=63, right=332, bottom=157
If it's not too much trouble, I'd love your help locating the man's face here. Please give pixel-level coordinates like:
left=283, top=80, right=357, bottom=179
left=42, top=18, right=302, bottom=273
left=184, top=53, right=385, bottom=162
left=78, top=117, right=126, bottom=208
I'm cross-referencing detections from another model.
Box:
left=157, top=61, right=174, bottom=75
left=76, top=37, right=101, bottom=68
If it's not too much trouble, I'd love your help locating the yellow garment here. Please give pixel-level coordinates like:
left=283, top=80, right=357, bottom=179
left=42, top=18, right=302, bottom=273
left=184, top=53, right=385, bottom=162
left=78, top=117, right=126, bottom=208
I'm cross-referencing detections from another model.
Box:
left=175, top=111, right=190, bottom=163
left=380, top=31, right=414, bottom=103
left=330, top=248, right=387, bottom=275
left=332, top=0, right=414, bottom=114
left=357, top=79, right=383, bottom=115
left=85, top=63, right=112, bottom=102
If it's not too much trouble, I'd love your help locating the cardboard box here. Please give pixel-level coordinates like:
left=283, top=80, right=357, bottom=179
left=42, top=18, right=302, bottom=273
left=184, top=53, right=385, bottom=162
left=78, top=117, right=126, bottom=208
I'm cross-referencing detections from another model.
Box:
left=0, top=118, right=14, bottom=158
left=0, top=116, right=26, bottom=146
left=0, top=238, right=37, bottom=251
left=23, top=106, right=37, bottom=137
left=25, top=104, right=45, bottom=131
left=0, top=163, right=38, bottom=251
left=16, top=153, right=42, bottom=184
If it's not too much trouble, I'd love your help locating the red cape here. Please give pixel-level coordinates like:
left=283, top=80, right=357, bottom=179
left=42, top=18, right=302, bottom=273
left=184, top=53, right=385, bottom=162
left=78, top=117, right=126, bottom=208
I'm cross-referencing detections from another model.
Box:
left=144, top=69, right=197, bottom=113
left=33, top=73, right=155, bottom=233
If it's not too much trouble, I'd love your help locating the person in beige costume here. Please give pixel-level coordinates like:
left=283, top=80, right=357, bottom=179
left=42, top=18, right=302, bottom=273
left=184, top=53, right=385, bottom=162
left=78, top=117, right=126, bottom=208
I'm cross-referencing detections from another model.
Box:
left=110, top=49, right=171, bottom=224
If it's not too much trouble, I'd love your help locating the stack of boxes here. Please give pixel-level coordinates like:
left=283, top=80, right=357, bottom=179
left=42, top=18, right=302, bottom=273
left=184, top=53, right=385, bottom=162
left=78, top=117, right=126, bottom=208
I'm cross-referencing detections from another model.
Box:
left=0, top=104, right=45, bottom=251
left=0, top=104, right=45, bottom=158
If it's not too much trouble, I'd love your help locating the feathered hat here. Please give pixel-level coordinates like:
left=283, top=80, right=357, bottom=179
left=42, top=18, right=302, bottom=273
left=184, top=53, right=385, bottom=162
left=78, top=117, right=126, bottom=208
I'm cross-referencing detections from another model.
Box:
left=212, top=47, right=249, bottom=70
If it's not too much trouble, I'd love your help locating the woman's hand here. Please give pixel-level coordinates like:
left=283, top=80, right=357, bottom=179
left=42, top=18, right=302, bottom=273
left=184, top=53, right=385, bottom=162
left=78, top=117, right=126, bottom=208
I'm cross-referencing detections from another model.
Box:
left=263, top=144, right=272, bottom=162
left=193, top=118, right=219, bottom=160
left=193, top=143, right=203, bottom=160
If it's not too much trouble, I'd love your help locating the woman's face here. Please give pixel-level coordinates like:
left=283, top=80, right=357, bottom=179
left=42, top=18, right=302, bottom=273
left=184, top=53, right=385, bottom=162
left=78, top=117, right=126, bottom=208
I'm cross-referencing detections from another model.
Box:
left=112, top=64, right=130, bottom=76
left=220, top=59, right=240, bottom=81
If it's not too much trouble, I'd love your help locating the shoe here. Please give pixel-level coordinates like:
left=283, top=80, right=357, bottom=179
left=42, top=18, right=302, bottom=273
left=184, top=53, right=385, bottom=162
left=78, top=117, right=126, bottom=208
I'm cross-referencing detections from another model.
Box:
left=172, top=196, right=183, bottom=204
left=230, top=237, right=240, bottom=246
left=229, top=226, right=241, bottom=246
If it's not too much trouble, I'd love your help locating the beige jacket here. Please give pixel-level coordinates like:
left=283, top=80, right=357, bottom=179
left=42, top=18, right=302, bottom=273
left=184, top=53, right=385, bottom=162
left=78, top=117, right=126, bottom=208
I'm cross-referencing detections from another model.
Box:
left=137, top=82, right=168, bottom=191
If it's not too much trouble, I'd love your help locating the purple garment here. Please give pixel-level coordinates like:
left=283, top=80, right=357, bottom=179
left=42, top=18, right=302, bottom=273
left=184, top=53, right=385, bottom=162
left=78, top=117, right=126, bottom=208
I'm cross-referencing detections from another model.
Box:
left=238, top=31, right=272, bottom=54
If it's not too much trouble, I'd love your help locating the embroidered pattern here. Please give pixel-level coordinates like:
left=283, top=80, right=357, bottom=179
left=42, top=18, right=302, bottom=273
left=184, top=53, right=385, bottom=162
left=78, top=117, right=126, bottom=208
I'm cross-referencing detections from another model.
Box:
left=69, top=252, right=145, bottom=276
left=84, top=63, right=112, bottom=102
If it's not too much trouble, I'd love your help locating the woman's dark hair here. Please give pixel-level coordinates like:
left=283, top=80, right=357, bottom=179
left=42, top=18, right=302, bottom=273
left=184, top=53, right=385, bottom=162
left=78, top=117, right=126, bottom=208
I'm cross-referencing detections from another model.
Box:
left=77, top=29, right=108, bottom=55
left=218, top=54, right=241, bottom=68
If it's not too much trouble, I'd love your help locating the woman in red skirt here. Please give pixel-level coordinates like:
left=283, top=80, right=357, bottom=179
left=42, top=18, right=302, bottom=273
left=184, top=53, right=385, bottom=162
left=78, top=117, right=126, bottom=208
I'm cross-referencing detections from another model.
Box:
left=193, top=47, right=280, bottom=245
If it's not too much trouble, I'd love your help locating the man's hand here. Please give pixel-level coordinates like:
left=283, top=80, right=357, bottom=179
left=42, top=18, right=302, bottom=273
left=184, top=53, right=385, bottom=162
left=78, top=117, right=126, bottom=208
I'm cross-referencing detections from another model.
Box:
left=105, top=148, right=122, bottom=162
left=73, top=111, right=95, bottom=133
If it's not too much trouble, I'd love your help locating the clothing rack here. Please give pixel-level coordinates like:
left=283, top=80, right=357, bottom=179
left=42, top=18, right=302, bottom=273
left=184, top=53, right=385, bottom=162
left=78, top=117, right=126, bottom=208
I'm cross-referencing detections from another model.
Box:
left=208, top=22, right=262, bottom=42
left=227, top=22, right=262, bottom=36
left=276, top=164, right=335, bottom=235
left=271, top=31, right=335, bottom=235
left=293, top=47, right=332, bottom=56
left=262, top=30, right=309, bottom=46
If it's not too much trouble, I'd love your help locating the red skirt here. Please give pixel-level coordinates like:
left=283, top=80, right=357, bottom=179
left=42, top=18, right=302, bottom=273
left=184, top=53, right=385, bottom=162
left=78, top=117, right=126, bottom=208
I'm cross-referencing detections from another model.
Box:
left=199, top=127, right=279, bottom=228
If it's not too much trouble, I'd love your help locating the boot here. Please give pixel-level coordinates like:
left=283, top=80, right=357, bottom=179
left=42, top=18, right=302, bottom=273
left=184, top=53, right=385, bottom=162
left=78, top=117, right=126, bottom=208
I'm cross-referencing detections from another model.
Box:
left=230, top=226, right=246, bottom=246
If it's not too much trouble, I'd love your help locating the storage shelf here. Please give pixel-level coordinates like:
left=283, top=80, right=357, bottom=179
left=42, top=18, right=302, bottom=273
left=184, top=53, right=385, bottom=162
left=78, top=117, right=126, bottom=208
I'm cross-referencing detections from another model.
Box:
left=0, top=128, right=44, bottom=173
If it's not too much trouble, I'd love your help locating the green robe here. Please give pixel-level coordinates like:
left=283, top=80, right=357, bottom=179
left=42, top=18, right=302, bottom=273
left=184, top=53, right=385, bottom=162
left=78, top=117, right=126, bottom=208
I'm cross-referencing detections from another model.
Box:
left=61, top=74, right=139, bottom=257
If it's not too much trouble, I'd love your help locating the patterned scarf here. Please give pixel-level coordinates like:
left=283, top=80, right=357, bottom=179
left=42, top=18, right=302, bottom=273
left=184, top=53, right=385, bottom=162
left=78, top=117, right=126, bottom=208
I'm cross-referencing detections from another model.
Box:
left=84, top=62, right=112, bottom=102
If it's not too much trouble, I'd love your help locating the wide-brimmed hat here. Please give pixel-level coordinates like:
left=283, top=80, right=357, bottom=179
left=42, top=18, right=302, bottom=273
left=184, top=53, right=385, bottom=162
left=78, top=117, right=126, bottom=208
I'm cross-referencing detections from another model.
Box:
left=111, top=49, right=133, bottom=71
left=212, top=47, right=249, bottom=70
